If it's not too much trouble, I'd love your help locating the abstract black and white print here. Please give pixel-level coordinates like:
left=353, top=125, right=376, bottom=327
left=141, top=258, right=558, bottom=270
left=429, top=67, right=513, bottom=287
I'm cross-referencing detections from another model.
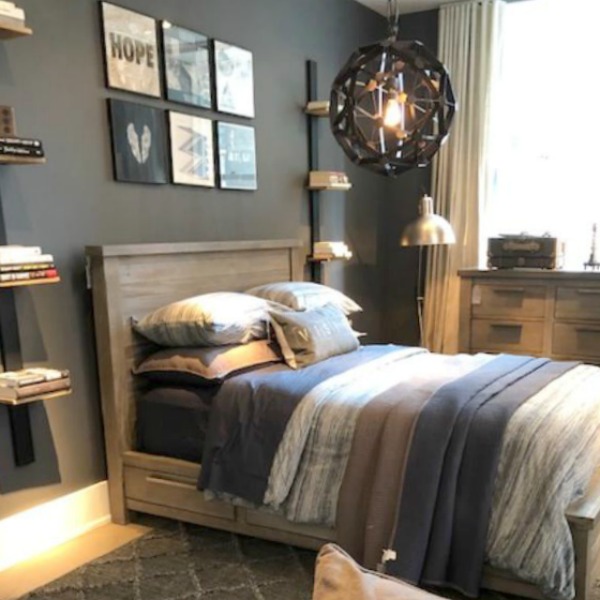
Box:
left=163, top=23, right=212, bottom=109
left=218, top=122, right=257, bottom=190
left=214, top=41, right=255, bottom=118
left=108, top=99, right=168, bottom=184
left=169, top=111, right=215, bottom=187
left=101, top=2, right=161, bottom=97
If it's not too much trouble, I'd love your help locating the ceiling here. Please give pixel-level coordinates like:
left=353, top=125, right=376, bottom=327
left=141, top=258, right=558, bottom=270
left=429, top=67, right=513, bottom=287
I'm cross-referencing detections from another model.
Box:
left=354, top=0, right=463, bottom=15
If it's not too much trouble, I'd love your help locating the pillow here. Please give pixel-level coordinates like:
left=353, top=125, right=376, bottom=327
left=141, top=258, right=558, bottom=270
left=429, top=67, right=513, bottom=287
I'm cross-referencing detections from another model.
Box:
left=313, top=544, right=444, bottom=600
left=269, top=304, right=359, bottom=369
left=133, top=340, right=283, bottom=386
left=132, top=292, right=274, bottom=347
left=246, top=282, right=362, bottom=315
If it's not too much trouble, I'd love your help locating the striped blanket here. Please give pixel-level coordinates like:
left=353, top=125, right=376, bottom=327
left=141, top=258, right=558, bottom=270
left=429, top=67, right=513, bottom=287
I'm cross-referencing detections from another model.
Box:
left=200, top=346, right=600, bottom=600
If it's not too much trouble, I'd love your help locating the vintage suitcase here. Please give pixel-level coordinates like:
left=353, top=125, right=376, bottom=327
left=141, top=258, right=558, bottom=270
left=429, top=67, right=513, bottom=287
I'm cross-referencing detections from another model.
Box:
left=488, top=236, right=564, bottom=269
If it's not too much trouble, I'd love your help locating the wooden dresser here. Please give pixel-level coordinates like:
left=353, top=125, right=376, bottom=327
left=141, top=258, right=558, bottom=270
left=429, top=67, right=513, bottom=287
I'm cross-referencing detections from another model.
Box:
left=459, top=270, right=600, bottom=364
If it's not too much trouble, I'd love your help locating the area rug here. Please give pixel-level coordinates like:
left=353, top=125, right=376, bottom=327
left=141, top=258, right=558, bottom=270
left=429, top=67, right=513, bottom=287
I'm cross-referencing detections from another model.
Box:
left=20, top=514, right=600, bottom=600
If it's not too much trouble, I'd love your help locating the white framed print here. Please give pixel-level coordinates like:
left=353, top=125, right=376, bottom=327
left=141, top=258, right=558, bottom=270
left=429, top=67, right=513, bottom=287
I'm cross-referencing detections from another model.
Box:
left=169, top=111, right=215, bottom=187
left=217, top=122, right=257, bottom=191
left=101, top=2, right=161, bottom=98
left=214, top=41, right=255, bottom=118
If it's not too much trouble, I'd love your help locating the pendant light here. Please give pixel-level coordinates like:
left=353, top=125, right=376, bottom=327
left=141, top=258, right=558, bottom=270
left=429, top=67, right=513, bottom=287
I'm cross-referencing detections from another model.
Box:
left=330, top=0, right=456, bottom=177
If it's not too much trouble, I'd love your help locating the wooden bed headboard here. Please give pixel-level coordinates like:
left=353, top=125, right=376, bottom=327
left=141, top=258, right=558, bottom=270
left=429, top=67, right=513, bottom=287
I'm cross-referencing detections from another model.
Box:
left=85, top=239, right=303, bottom=505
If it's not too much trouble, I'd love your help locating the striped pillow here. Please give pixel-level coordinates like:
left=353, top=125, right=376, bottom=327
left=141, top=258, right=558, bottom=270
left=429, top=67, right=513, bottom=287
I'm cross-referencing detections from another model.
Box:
left=246, top=281, right=362, bottom=315
left=132, top=292, right=273, bottom=347
left=269, top=304, right=360, bottom=369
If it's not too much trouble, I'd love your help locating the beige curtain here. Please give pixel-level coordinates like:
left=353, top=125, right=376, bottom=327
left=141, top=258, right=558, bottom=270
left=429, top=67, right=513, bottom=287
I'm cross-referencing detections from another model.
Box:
left=423, top=0, right=505, bottom=353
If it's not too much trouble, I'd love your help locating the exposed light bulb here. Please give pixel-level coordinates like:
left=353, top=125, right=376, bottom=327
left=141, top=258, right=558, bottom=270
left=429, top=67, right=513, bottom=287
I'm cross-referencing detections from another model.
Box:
left=383, top=96, right=403, bottom=128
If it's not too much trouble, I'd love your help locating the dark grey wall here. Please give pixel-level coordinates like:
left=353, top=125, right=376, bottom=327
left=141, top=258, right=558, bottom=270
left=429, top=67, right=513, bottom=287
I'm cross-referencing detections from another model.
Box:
left=0, top=0, right=391, bottom=519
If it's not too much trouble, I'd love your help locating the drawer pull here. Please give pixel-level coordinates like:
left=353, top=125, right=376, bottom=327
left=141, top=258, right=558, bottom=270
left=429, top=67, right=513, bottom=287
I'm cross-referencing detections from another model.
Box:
left=146, top=475, right=197, bottom=491
left=493, top=287, right=526, bottom=294
left=490, top=323, right=523, bottom=329
left=576, top=289, right=600, bottom=296
left=575, top=327, right=600, bottom=334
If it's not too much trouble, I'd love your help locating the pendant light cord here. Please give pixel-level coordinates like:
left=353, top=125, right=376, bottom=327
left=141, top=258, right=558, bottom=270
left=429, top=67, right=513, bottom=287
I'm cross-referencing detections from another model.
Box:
left=387, top=0, right=400, bottom=39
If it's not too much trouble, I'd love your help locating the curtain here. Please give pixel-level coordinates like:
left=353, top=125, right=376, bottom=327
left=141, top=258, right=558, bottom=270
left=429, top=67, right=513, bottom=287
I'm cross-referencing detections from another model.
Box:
left=423, top=0, right=505, bottom=354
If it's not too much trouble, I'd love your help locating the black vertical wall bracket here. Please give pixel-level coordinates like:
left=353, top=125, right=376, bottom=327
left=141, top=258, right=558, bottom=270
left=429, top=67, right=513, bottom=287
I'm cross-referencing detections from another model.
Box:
left=306, top=59, right=323, bottom=284
left=0, top=195, right=35, bottom=467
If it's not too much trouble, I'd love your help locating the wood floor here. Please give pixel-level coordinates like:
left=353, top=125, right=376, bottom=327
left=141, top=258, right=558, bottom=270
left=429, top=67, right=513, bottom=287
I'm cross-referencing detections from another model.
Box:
left=0, top=523, right=149, bottom=600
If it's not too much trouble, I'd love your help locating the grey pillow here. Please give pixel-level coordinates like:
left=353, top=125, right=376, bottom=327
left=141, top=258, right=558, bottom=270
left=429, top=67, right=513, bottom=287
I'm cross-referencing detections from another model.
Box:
left=246, top=281, right=362, bottom=315
left=132, top=292, right=273, bottom=347
left=269, top=304, right=360, bottom=369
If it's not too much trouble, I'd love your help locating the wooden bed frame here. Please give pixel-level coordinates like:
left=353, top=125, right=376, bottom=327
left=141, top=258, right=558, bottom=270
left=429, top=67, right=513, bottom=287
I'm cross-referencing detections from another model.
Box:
left=86, top=239, right=600, bottom=600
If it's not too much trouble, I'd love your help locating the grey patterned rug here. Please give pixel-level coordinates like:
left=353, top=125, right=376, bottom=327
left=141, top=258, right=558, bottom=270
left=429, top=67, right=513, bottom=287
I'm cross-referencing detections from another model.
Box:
left=19, top=514, right=600, bottom=600
left=21, top=515, right=316, bottom=600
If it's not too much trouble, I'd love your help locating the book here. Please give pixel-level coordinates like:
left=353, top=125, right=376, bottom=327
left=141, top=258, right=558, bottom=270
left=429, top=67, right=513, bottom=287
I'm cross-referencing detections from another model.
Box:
left=0, top=137, right=43, bottom=148
left=0, top=377, right=71, bottom=403
left=0, top=6, right=25, bottom=19
left=0, top=268, right=57, bottom=282
left=0, top=144, right=44, bottom=157
left=0, top=2, right=16, bottom=10
left=0, top=367, right=70, bottom=388
left=0, top=245, right=41, bottom=259
left=308, top=171, right=352, bottom=190
left=0, top=262, right=54, bottom=273
left=0, top=253, right=53, bottom=266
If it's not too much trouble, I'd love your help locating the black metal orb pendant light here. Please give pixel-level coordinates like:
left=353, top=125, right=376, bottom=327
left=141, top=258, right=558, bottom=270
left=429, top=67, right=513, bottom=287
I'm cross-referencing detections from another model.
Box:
left=330, top=0, right=456, bottom=177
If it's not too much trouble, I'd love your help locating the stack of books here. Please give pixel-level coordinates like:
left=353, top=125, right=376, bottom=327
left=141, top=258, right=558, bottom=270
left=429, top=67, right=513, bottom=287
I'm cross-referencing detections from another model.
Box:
left=0, top=245, right=58, bottom=284
left=308, top=171, right=352, bottom=191
left=0, top=2, right=26, bottom=28
left=313, top=241, right=353, bottom=261
left=0, top=136, right=44, bottom=160
left=0, top=367, right=71, bottom=404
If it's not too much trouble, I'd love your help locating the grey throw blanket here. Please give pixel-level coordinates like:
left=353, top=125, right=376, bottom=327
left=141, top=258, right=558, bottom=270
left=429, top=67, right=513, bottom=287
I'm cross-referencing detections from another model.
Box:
left=386, top=355, right=578, bottom=597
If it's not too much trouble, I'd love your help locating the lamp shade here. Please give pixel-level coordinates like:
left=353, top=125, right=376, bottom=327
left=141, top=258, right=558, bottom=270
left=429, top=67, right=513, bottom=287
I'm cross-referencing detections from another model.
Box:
left=399, top=195, right=456, bottom=247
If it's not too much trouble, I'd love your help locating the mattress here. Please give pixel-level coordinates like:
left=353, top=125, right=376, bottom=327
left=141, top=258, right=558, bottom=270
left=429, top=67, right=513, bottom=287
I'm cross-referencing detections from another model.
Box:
left=136, top=386, right=219, bottom=463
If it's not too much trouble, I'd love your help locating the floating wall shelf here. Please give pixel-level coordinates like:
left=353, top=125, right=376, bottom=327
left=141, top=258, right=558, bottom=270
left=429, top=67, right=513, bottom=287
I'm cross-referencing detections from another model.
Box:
left=308, top=170, right=352, bottom=191
left=0, top=388, right=72, bottom=407
left=0, top=22, right=33, bottom=40
left=305, top=100, right=330, bottom=118
left=0, top=155, right=46, bottom=166
left=0, top=277, right=60, bottom=289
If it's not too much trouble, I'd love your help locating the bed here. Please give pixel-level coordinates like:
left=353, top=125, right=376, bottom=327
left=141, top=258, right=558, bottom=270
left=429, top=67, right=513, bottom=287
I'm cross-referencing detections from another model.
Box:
left=85, top=239, right=600, bottom=600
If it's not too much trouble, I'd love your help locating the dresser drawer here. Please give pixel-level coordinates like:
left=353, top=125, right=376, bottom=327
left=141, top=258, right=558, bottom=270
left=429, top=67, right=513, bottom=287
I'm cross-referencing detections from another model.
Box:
left=552, top=322, right=600, bottom=360
left=471, top=319, right=544, bottom=354
left=472, top=284, right=546, bottom=318
left=124, top=466, right=235, bottom=520
left=555, top=287, right=600, bottom=320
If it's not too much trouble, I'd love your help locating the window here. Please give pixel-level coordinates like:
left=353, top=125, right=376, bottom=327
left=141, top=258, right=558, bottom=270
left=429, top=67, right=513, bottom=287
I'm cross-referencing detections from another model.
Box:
left=484, top=0, right=600, bottom=269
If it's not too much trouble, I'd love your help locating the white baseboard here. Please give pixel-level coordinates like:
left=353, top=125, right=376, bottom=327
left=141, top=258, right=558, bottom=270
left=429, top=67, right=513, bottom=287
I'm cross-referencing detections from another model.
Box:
left=0, top=481, right=110, bottom=573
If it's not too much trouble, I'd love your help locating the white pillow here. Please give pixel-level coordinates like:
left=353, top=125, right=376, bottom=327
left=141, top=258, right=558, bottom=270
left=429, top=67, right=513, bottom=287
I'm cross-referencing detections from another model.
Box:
left=246, top=282, right=362, bottom=315
left=133, top=292, right=274, bottom=347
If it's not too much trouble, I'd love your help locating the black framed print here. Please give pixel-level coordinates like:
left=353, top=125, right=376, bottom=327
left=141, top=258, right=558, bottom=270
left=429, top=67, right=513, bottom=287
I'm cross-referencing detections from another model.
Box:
left=108, top=99, right=168, bottom=184
left=100, top=2, right=161, bottom=98
left=169, top=111, right=215, bottom=187
left=162, top=22, right=212, bottom=109
left=214, top=41, right=255, bottom=118
left=217, top=122, right=257, bottom=191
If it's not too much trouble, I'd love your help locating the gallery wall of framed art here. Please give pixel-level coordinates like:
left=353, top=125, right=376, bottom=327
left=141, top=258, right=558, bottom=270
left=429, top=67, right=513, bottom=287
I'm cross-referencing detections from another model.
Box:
left=99, top=1, right=257, bottom=191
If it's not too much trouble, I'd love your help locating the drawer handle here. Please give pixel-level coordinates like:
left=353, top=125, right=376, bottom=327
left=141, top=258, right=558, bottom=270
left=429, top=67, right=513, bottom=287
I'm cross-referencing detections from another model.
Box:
left=146, top=475, right=197, bottom=491
left=491, top=323, right=523, bottom=329
left=575, top=327, right=600, bottom=334
left=493, top=287, right=526, bottom=294
left=576, top=289, right=600, bottom=296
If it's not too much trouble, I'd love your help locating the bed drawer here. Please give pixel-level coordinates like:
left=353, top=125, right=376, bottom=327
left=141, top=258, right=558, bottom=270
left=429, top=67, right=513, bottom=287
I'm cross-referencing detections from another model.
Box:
left=471, top=319, right=544, bottom=354
left=472, top=284, right=546, bottom=318
left=552, top=322, right=600, bottom=361
left=124, top=466, right=235, bottom=521
left=555, top=287, right=600, bottom=321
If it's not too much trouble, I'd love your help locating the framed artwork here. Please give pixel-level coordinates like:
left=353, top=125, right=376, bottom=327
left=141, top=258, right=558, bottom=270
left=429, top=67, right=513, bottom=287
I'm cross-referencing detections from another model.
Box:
left=168, top=111, right=215, bottom=187
left=214, top=41, right=255, bottom=118
left=217, top=122, right=257, bottom=191
left=100, top=2, right=161, bottom=98
left=162, top=22, right=212, bottom=109
left=108, top=99, right=168, bottom=184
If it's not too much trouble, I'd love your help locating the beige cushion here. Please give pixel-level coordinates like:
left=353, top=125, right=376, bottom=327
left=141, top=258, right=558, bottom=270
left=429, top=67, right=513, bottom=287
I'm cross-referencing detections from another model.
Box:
left=132, top=292, right=274, bottom=347
left=270, top=304, right=359, bottom=369
left=246, top=281, right=362, bottom=315
left=133, top=340, right=283, bottom=386
left=313, top=544, right=443, bottom=600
